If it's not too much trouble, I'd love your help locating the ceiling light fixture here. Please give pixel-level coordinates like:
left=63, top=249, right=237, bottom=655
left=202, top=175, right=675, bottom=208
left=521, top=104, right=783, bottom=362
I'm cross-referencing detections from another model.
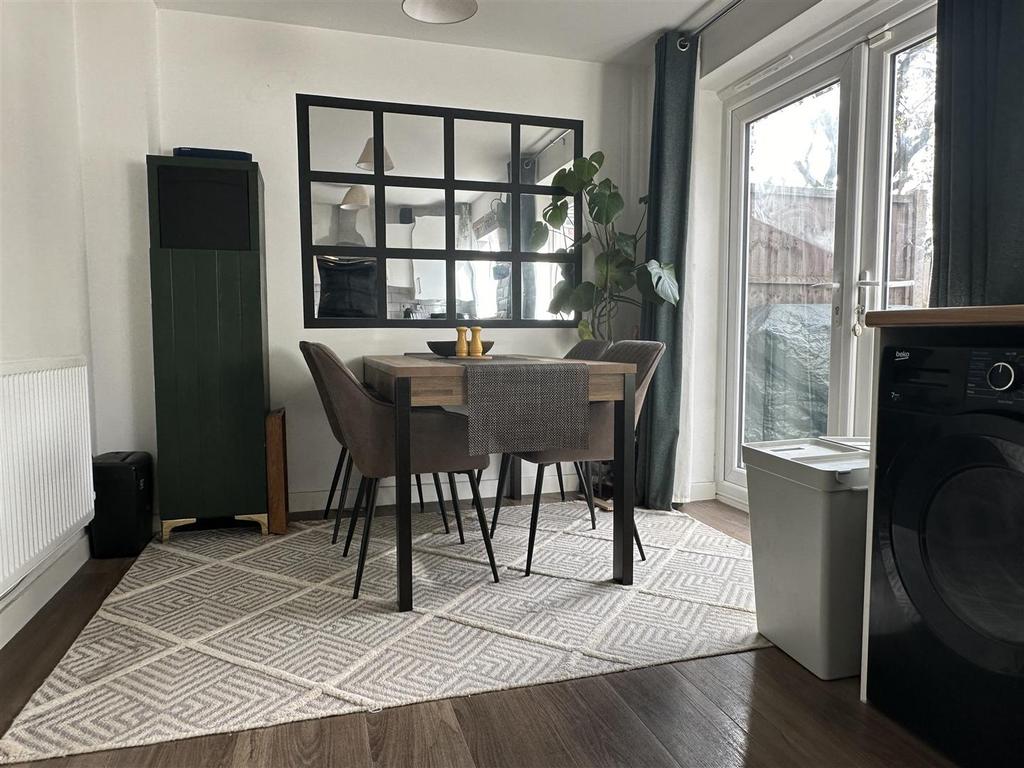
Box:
left=339, top=185, right=370, bottom=210
left=401, top=0, right=478, bottom=25
left=355, top=137, right=395, bottom=172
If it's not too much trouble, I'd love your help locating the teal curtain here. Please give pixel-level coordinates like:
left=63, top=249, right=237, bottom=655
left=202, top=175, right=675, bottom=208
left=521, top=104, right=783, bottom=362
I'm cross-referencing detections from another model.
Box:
left=931, top=0, right=1024, bottom=306
left=636, top=31, right=699, bottom=509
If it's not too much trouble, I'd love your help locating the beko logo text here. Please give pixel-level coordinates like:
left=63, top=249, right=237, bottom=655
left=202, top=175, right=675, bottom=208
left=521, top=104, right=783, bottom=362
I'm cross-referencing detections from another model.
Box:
left=895, top=350, right=910, bottom=361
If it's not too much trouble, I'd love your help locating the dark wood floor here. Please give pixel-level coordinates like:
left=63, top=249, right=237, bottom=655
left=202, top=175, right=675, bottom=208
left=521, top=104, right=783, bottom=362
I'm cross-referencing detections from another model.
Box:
left=0, top=499, right=952, bottom=768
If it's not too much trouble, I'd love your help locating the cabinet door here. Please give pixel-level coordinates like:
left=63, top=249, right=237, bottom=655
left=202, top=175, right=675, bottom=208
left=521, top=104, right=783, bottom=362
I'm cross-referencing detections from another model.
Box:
left=151, top=249, right=267, bottom=520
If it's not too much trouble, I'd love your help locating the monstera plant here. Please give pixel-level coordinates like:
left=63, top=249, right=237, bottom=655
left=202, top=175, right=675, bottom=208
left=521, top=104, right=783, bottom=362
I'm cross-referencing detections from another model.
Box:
left=529, top=151, right=679, bottom=339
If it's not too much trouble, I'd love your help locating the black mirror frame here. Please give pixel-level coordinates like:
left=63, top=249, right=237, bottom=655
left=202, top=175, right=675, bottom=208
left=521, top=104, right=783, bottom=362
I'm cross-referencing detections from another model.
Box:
left=296, top=94, right=583, bottom=328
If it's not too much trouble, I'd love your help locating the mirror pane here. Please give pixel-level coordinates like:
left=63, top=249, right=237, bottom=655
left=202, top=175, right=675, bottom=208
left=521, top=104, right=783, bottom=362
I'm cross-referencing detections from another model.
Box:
left=522, top=262, right=575, bottom=321
left=386, top=259, right=447, bottom=319
left=455, top=190, right=510, bottom=251
left=308, top=107, right=375, bottom=174
left=311, top=182, right=376, bottom=247
left=384, top=187, right=446, bottom=249
left=520, top=126, right=575, bottom=184
left=315, top=255, right=377, bottom=319
left=521, top=194, right=576, bottom=253
left=383, top=112, right=444, bottom=178
left=455, top=260, right=512, bottom=320
left=455, top=120, right=511, bottom=182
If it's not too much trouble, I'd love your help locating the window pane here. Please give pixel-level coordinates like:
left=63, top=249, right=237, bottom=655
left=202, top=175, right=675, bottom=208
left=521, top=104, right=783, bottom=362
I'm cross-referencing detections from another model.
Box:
left=885, top=37, right=936, bottom=309
left=455, top=120, right=511, bottom=182
left=311, top=182, right=375, bottom=247
left=455, top=260, right=512, bottom=320
left=521, top=194, right=575, bottom=253
left=315, top=256, right=376, bottom=319
left=455, top=190, right=510, bottom=251
left=386, top=259, right=447, bottom=319
left=383, top=187, right=446, bottom=249
left=522, top=262, right=574, bottom=320
left=520, top=126, right=574, bottom=184
left=308, top=107, right=374, bottom=174
left=743, top=83, right=839, bottom=446
left=383, top=113, right=444, bottom=178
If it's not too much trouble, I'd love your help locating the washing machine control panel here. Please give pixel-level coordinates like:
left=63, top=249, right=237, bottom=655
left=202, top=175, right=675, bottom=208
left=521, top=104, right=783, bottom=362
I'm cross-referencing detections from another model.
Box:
left=967, top=349, right=1024, bottom=404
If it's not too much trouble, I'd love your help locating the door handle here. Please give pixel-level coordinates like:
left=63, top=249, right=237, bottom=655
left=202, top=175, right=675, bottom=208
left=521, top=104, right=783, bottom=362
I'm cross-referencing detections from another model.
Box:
left=811, top=282, right=841, bottom=290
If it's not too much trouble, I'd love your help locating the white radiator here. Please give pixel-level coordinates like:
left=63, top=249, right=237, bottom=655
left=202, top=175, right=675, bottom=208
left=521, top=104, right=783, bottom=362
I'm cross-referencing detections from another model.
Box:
left=0, top=357, right=94, bottom=598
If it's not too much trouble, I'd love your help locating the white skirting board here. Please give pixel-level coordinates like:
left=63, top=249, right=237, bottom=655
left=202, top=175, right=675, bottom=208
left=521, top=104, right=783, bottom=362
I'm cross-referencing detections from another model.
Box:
left=0, top=529, right=90, bottom=649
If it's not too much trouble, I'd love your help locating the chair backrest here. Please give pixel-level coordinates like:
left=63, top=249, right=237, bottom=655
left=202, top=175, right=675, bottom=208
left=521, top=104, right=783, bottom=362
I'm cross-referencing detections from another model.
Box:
left=299, top=342, right=392, bottom=472
left=599, top=341, right=666, bottom=424
left=564, top=339, right=612, bottom=360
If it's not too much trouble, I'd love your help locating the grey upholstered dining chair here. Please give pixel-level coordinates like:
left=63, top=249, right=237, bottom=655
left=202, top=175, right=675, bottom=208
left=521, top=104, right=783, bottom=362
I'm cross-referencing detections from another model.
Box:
left=299, top=342, right=498, bottom=596
left=300, top=345, right=455, bottom=546
left=490, top=340, right=666, bottom=575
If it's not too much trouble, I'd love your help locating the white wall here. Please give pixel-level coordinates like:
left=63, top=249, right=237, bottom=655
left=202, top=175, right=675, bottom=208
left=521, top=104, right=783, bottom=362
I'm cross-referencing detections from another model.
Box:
left=155, top=10, right=633, bottom=508
left=1, top=0, right=91, bottom=364
left=75, top=0, right=161, bottom=456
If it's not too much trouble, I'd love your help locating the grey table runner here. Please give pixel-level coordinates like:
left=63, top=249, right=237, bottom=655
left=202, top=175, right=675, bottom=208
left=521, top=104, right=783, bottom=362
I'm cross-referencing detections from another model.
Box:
left=455, top=358, right=590, bottom=456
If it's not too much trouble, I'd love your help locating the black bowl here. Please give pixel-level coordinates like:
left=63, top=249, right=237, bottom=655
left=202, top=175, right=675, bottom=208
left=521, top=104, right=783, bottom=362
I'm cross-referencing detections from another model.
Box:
left=427, top=340, right=494, bottom=357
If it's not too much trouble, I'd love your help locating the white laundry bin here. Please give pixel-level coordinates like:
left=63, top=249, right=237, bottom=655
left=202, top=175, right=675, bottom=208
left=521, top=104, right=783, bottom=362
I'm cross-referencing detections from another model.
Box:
left=742, top=437, right=870, bottom=680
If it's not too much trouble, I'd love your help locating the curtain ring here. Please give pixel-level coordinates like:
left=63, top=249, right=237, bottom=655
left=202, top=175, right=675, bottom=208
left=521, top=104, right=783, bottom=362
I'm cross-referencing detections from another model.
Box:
left=676, top=36, right=690, bottom=52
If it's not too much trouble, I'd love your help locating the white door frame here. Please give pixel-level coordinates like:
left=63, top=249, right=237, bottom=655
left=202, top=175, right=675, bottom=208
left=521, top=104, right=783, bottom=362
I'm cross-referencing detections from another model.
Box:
left=718, top=47, right=868, bottom=494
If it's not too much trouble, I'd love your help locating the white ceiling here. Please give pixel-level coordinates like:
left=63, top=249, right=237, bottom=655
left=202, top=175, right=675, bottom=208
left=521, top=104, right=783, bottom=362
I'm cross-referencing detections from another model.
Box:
left=154, top=0, right=724, bottom=63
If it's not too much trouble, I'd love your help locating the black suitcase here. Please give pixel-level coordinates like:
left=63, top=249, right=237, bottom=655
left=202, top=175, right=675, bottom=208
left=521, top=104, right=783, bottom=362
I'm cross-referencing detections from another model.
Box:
left=90, top=452, right=154, bottom=558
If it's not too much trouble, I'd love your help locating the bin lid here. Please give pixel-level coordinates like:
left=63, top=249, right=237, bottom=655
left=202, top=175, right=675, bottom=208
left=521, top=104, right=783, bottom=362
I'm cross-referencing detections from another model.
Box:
left=820, top=435, right=871, bottom=452
left=741, top=438, right=870, bottom=492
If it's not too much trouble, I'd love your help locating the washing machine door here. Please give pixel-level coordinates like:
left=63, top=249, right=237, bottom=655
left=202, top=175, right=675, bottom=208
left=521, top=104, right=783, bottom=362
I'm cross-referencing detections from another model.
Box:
left=886, top=414, right=1024, bottom=676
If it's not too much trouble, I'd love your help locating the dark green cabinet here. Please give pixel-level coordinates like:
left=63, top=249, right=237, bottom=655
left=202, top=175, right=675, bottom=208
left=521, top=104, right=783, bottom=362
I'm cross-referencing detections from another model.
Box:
left=147, top=156, right=269, bottom=525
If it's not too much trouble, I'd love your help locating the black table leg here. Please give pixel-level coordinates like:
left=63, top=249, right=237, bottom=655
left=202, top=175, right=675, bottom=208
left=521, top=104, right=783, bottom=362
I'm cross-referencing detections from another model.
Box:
left=395, top=377, right=413, bottom=611
left=507, top=456, right=522, bottom=501
left=613, top=373, right=635, bottom=585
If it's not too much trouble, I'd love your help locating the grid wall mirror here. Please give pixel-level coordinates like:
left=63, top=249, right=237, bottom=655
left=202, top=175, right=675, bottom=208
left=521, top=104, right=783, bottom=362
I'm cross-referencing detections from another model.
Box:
left=296, top=94, right=583, bottom=328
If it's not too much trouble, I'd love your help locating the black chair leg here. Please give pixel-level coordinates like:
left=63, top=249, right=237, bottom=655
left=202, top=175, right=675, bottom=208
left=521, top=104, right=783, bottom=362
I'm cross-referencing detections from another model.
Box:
left=467, top=471, right=500, bottom=583
left=341, top=477, right=367, bottom=553
left=331, top=453, right=354, bottom=538
left=572, top=461, right=587, bottom=496
left=581, top=462, right=597, bottom=529
left=432, top=473, right=450, bottom=533
left=555, top=463, right=566, bottom=501
left=352, top=479, right=379, bottom=599
left=415, top=474, right=425, bottom=513
left=323, top=447, right=346, bottom=519
left=634, top=527, right=647, bottom=561
left=525, top=464, right=546, bottom=576
left=489, top=453, right=512, bottom=538
left=447, top=473, right=466, bottom=544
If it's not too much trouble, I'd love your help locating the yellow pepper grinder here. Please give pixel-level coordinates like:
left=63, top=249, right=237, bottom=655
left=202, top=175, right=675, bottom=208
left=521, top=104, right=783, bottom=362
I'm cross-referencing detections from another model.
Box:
left=455, top=326, right=469, bottom=357
left=469, top=326, right=484, bottom=357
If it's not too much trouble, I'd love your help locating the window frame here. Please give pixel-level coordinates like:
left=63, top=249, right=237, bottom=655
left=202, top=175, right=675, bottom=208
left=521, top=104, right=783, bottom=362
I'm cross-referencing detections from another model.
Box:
left=296, top=94, right=583, bottom=328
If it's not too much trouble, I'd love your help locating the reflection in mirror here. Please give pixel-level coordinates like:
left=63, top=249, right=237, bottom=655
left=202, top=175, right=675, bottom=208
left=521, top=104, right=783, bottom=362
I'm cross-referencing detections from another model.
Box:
left=521, top=194, right=575, bottom=253
left=384, top=187, right=446, bottom=249
left=383, top=113, right=444, bottom=178
left=308, top=107, right=375, bottom=173
left=311, top=182, right=376, bottom=246
left=455, top=190, right=510, bottom=251
left=523, top=262, right=575, bottom=320
left=455, top=261, right=512, bottom=320
left=386, top=259, right=447, bottom=319
left=455, top=120, right=511, bottom=182
left=315, top=256, right=377, bottom=319
left=520, top=126, right=574, bottom=184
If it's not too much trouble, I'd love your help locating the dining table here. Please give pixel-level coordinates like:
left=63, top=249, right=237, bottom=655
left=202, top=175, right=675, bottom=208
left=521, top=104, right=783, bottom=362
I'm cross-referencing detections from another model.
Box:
left=362, top=353, right=638, bottom=612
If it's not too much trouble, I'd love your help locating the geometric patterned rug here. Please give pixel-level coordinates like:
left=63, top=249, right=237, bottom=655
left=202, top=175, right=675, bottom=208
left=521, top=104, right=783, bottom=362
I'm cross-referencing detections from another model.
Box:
left=0, top=501, right=767, bottom=764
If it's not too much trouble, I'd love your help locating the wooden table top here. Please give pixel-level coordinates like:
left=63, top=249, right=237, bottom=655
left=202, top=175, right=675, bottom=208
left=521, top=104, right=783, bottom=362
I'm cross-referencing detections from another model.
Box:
left=865, top=304, right=1024, bottom=328
left=363, top=354, right=635, bottom=406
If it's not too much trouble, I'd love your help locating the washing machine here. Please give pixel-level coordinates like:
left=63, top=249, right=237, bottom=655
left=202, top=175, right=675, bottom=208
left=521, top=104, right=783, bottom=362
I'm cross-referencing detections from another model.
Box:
left=868, top=345, right=1024, bottom=767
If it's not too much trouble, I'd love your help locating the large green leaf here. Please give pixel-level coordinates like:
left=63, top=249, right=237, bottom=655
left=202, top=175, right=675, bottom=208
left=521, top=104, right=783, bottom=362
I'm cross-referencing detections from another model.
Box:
left=615, top=231, right=637, bottom=259
left=553, top=167, right=584, bottom=195
left=542, top=199, right=569, bottom=230
left=588, top=187, right=625, bottom=225
left=573, top=156, right=599, bottom=182
left=577, top=318, right=594, bottom=340
left=528, top=221, right=549, bottom=252
left=547, top=279, right=574, bottom=315
left=589, top=150, right=605, bottom=172
left=595, top=249, right=635, bottom=291
left=636, top=260, right=680, bottom=305
left=570, top=281, right=600, bottom=312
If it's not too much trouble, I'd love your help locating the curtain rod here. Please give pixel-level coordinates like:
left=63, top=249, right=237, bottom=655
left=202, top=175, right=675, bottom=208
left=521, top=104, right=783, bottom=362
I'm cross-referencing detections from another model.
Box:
left=691, top=0, right=747, bottom=36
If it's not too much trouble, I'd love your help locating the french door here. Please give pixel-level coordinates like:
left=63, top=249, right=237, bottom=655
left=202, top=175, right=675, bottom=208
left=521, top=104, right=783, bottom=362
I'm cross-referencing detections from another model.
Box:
left=721, top=6, right=937, bottom=493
